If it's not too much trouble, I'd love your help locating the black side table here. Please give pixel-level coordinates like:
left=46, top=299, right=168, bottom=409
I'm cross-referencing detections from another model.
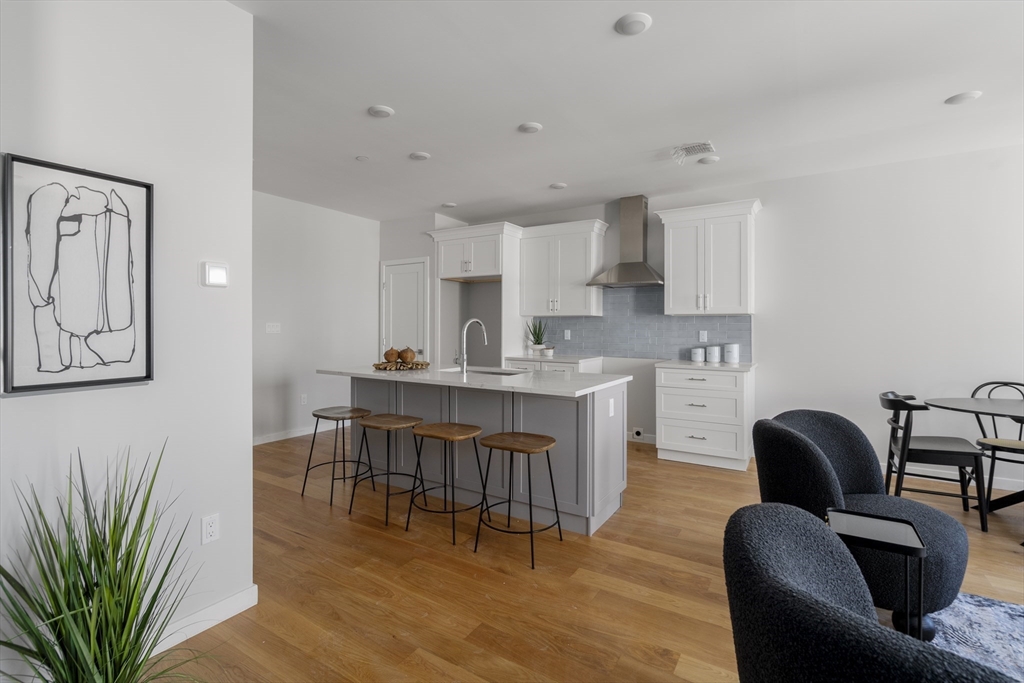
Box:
left=826, top=507, right=928, bottom=640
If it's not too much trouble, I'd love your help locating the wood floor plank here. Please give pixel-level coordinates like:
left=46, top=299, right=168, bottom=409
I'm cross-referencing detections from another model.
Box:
left=168, top=434, right=1023, bottom=681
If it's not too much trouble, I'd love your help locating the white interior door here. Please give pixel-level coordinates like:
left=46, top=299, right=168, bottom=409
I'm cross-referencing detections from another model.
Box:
left=381, top=259, right=427, bottom=359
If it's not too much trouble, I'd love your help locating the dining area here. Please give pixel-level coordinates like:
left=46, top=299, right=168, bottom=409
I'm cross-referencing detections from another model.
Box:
left=884, top=381, right=1024, bottom=538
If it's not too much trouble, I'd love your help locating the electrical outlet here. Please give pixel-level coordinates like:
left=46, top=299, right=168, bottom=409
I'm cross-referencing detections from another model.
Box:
left=300, top=393, right=307, bottom=405
left=631, top=427, right=644, bottom=440
left=564, top=329, right=571, bottom=340
left=201, top=514, right=220, bottom=545
left=266, top=322, right=281, bottom=334
left=699, top=330, right=708, bottom=342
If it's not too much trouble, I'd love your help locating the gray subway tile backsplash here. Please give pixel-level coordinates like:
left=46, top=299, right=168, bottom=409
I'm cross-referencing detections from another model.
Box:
left=538, top=287, right=753, bottom=363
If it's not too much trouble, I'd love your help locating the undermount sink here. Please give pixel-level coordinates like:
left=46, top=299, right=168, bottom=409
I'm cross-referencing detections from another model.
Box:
left=440, top=367, right=527, bottom=376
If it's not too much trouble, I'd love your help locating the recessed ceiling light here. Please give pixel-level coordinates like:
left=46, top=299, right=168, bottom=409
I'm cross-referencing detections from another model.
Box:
left=409, top=152, right=431, bottom=161
left=441, top=202, right=457, bottom=208
left=615, top=12, right=652, bottom=35
left=550, top=183, right=568, bottom=190
left=355, top=155, right=369, bottom=162
left=368, top=105, right=395, bottom=118
left=518, top=122, right=543, bottom=133
left=944, top=91, right=982, bottom=105
left=697, top=156, right=720, bottom=165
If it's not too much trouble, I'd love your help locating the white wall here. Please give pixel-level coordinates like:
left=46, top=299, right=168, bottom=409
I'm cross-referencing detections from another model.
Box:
left=252, top=192, right=380, bottom=443
left=0, top=0, right=256, bottom=648
left=648, top=145, right=1024, bottom=487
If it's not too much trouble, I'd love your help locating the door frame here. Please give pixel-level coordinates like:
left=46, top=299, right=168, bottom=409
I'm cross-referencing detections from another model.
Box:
left=380, top=257, right=430, bottom=363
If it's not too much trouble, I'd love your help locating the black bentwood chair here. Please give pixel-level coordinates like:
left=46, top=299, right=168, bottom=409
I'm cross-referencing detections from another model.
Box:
left=971, top=381, right=1024, bottom=506
left=880, top=392, right=989, bottom=531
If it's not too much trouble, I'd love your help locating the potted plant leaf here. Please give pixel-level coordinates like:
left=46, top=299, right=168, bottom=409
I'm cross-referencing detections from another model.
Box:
left=0, top=447, right=201, bottom=682
left=526, top=319, right=547, bottom=355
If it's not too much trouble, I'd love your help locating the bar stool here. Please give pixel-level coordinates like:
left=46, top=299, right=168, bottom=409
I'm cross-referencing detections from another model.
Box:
left=302, top=406, right=373, bottom=506
left=474, top=431, right=562, bottom=569
left=348, top=413, right=423, bottom=525
left=405, top=422, right=485, bottom=545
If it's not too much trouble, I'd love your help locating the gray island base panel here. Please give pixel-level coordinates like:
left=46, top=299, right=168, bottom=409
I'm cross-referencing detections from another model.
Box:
left=317, top=367, right=632, bottom=536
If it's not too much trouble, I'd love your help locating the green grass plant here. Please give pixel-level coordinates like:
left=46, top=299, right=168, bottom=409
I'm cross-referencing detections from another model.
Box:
left=0, top=447, right=200, bottom=682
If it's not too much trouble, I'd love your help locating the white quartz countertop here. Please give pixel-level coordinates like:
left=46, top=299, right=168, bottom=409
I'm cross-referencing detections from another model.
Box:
left=655, top=360, right=757, bottom=372
left=317, top=366, right=632, bottom=398
left=504, top=354, right=602, bottom=363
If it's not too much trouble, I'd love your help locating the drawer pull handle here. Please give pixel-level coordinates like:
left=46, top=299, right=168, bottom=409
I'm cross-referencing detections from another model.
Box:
left=687, top=435, right=708, bottom=440
left=687, top=377, right=707, bottom=381
left=686, top=403, right=708, bottom=408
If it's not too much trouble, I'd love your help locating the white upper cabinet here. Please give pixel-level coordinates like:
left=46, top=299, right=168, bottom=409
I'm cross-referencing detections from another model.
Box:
left=519, top=220, right=606, bottom=316
left=656, top=199, right=761, bottom=316
left=431, top=224, right=514, bottom=280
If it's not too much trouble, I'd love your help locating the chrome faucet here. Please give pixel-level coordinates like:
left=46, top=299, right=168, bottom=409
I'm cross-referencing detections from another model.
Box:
left=456, top=318, right=488, bottom=374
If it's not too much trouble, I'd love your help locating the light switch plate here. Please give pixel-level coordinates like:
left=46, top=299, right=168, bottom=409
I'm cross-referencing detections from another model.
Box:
left=564, top=330, right=571, bottom=340
left=699, top=330, right=708, bottom=342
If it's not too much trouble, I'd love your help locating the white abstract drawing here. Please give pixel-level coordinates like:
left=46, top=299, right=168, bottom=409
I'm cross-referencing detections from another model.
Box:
left=3, top=155, right=152, bottom=393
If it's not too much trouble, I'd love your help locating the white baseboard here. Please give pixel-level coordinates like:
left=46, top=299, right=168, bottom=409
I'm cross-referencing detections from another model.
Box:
left=253, top=421, right=337, bottom=446
left=904, top=464, right=1022, bottom=492
left=154, top=583, right=258, bottom=654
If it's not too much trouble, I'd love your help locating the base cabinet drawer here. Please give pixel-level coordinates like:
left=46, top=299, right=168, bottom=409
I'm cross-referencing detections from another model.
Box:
left=656, top=387, right=742, bottom=425
left=657, top=419, right=744, bottom=460
left=657, top=368, right=743, bottom=391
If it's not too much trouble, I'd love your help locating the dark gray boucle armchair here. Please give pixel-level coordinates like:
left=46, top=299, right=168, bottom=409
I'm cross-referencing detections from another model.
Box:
left=752, top=410, right=968, bottom=621
left=724, top=503, right=1010, bottom=683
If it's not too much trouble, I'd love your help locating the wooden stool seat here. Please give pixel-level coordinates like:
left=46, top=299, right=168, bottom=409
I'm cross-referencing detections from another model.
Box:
left=360, top=414, right=423, bottom=431
left=312, top=406, right=371, bottom=421
left=413, top=422, right=482, bottom=442
left=480, top=431, right=556, bottom=454
left=977, top=437, right=1024, bottom=453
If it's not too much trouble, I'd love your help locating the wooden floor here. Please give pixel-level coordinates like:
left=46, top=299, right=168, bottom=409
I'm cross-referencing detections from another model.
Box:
left=172, top=435, right=1024, bottom=682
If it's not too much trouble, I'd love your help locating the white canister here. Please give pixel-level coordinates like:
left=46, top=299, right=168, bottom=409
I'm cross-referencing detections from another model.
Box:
left=690, top=347, right=706, bottom=362
left=724, top=343, right=740, bottom=364
left=706, top=345, right=722, bottom=363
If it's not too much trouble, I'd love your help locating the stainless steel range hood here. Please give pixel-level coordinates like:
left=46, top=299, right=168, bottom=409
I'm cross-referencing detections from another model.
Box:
left=587, top=195, right=664, bottom=288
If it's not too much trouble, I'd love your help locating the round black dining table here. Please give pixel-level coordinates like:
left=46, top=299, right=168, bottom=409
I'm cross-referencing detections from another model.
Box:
left=925, top=397, right=1024, bottom=513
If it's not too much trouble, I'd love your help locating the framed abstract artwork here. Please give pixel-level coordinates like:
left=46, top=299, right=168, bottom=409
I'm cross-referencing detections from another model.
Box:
left=2, top=154, right=153, bottom=393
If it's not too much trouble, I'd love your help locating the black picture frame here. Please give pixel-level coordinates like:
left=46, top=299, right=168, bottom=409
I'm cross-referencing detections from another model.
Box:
left=2, top=153, right=153, bottom=393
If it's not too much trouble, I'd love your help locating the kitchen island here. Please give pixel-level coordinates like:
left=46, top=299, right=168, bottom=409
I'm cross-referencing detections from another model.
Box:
left=317, top=366, right=633, bottom=535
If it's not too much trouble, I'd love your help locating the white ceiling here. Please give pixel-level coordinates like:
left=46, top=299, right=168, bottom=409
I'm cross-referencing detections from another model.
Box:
left=232, top=1, right=1023, bottom=223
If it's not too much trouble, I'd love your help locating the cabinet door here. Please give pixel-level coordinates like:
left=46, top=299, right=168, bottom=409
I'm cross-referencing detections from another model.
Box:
left=705, top=214, right=750, bottom=314
left=520, top=237, right=554, bottom=315
left=437, top=240, right=468, bottom=279
left=551, top=233, right=591, bottom=315
left=467, top=234, right=501, bottom=277
left=664, top=220, right=704, bottom=315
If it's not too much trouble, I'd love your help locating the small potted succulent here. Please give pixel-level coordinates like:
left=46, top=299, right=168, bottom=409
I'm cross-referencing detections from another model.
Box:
left=526, top=319, right=547, bottom=355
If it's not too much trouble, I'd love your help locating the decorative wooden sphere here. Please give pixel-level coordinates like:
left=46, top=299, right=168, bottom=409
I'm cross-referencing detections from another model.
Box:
left=399, top=347, right=416, bottom=363
left=384, top=347, right=399, bottom=362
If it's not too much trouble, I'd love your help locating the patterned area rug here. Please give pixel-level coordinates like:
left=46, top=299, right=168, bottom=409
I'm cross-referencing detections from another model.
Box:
left=931, top=593, right=1024, bottom=680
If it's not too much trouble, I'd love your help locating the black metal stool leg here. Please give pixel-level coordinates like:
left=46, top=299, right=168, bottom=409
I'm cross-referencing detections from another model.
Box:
left=302, top=417, right=320, bottom=496
left=341, top=421, right=347, bottom=478
left=449, top=441, right=457, bottom=545
left=546, top=450, right=562, bottom=541
left=472, top=438, right=491, bottom=523
left=330, top=421, right=339, bottom=506
left=507, top=451, right=514, bottom=528
left=475, top=448, right=494, bottom=553
left=385, top=430, right=392, bottom=526
left=527, top=454, right=535, bottom=569
left=406, top=435, right=425, bottom=531
left=358, top=429, right=376, bottom=491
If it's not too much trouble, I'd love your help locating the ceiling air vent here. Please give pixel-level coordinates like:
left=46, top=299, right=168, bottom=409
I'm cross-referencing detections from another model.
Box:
left=671, top=141, right=716, bottom=166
